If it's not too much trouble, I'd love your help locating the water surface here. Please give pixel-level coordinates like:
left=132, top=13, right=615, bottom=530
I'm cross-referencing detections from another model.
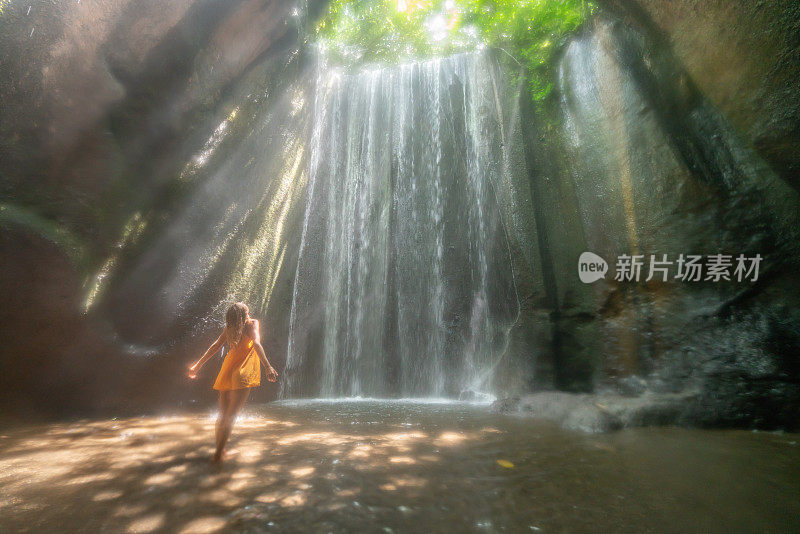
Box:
left=1, top=400, right=797, bottom=532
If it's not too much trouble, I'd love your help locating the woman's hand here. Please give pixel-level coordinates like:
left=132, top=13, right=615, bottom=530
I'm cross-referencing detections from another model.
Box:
left=187, top=361, right=200, bottom=380
left=265, top=366, right=278, bottom=383
left=188, top=328, right=225, bottom=380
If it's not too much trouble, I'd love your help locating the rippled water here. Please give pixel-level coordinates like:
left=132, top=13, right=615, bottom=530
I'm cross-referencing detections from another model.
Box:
left=1, top=401, right=797, bottom=532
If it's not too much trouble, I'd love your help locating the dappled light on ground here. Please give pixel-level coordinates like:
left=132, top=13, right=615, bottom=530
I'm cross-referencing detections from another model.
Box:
left=1, top=401, right=798, bottom=532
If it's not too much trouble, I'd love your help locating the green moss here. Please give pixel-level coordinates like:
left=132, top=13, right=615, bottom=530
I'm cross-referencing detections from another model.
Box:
left=0, top=202, right=92, bottom=272
left=315, top=0, right=593, bottom=101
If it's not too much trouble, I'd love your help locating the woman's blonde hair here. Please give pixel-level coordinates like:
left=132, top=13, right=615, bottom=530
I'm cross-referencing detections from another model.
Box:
left=225, top=302, right=249, bottom=346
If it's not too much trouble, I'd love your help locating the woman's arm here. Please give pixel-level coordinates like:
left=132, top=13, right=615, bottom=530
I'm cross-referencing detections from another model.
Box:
left=247, top=320, right=278, bottom=382
left=187, top=328, right=226, bottom=379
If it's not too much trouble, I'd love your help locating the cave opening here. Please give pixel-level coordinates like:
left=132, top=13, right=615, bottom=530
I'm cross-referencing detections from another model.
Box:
left=1, top=0, right=799, bottom=530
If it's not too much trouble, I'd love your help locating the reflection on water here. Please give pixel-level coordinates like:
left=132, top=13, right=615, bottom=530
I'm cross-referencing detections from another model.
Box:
left=1, top=401, right=798, bottom=532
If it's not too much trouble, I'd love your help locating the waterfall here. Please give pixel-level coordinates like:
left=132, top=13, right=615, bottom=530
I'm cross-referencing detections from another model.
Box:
left=281, top=51, right=520, bottom=399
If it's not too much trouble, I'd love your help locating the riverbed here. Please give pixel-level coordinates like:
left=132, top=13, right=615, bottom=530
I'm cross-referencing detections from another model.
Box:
left=1, top=400, right=797, bottom=532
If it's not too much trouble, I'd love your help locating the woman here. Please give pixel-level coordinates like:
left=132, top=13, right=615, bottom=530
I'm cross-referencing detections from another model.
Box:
left=188, top=302, right=278, bottom=463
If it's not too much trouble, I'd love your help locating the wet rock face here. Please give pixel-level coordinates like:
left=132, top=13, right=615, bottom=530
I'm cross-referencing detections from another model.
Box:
left=599, top=0, right=800, bottom=191
left=1, top=0, right=302, bottom=251
left=0, top=0, right=312, bottom=414
left=519, top=15, right=800, bottom=429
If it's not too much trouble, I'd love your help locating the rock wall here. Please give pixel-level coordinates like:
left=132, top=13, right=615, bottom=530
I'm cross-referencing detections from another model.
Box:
left=518, top=14, right=800, bottom=429
left=0, top=0, right=317, bottom=415
left=598, top=0, right=800, bottom=191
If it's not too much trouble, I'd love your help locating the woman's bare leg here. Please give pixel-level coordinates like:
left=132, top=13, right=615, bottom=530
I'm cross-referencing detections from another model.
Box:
left=214, top=391, right=231, bottom=462
left=215, top=388, right=250, bottom=462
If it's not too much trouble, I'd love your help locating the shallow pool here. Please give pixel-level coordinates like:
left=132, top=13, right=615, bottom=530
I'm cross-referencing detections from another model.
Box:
left=1, top=400, right=797, bottom=532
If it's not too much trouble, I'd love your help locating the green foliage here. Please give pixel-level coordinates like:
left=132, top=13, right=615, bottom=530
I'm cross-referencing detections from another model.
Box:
left=315, top=0, right=592, bottom=101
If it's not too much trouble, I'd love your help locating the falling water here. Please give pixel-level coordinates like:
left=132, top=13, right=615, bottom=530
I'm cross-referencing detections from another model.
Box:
left=282, top=52, right=520, bottom=399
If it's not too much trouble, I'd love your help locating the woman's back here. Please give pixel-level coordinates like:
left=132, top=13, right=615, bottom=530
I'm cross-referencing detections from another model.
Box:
left=213, top=321, right=261, bottom=390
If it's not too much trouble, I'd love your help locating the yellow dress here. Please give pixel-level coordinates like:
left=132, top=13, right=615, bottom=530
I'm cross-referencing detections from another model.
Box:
left=213, top=333, right=261, bottom=390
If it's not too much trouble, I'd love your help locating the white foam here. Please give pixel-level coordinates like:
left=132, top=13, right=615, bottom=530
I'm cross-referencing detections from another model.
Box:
left=271, top=396, right=495, bottom=407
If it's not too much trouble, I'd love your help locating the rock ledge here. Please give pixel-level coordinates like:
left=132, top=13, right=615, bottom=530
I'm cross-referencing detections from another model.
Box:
left=492, top=391, right=699, bottom=433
